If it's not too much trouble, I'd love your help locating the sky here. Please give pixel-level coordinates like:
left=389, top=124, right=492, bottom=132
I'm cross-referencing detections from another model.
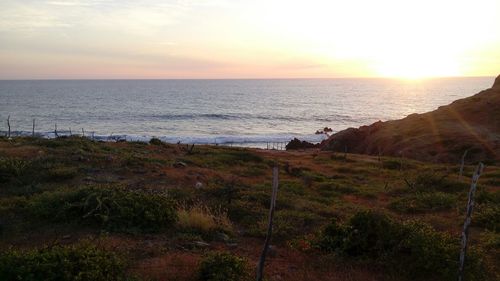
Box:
left=0, top=0, right=499, bottom=79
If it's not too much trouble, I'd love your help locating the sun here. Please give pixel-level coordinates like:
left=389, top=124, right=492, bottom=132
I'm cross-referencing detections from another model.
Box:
left=374, top=50, right=461, bottom=79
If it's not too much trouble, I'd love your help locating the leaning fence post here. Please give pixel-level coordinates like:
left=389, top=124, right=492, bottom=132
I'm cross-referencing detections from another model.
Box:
left=458, top=150, right=469, bottom=180
left=458, top=162, right=484, bottom=281
left=256, top=165, right=279, bottom=281
left=6, top=115, right=11, bottom=138
left=32, top=119, right=36, bottom=137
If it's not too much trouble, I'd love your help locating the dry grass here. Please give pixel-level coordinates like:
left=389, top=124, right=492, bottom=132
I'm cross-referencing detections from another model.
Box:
left=177, top=203, right=233, bottom=233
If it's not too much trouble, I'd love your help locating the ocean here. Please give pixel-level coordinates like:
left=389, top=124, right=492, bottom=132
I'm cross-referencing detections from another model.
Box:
left=0, top=77, right=494, bottom=148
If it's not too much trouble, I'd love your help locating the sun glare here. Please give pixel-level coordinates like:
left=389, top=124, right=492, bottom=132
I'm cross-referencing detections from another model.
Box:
left=375, top=53, right=461, bottom=79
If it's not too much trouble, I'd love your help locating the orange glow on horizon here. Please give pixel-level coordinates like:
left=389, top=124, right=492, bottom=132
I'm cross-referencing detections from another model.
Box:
left=0, top=0, right=499, bottom=79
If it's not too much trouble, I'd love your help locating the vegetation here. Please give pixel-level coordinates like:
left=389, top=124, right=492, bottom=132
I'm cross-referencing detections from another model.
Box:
left=0, top=243, right=128, bottom=281
left=0, top=137, right=498, bottom=281
left=25, top=186, right=177, bottom=233
left=317, top=211, right=484, bottom=280
left=198, top=252, right=248, bottom=281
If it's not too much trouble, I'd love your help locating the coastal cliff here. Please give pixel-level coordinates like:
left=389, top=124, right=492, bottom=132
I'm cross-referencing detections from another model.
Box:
left=321, top=75, right=500, bottom=163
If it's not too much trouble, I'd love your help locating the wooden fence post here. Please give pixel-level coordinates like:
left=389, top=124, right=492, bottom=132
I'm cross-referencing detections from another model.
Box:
left=6, top=115, right=11, bottom=138
left=458, top=149, right=469, bottom=180
left=32, top=119, right=36, bottom=137
left=458, top=162, right=484, bottom=281
left=256, top=165, right=279, bottom=281
left=54, top=123, right=58, bottom=137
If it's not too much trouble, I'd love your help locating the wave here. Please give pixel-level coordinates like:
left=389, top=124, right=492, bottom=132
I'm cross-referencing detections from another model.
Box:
left=143, top=113, right=358, bottom=123
left=1, top=130, right=328, bottom=147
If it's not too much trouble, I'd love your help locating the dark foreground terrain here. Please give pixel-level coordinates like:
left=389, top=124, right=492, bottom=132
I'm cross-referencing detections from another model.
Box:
left=0, top=136, right=499, bottom=280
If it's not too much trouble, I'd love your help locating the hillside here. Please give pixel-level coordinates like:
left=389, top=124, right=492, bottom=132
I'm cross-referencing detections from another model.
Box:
left=0, top=137, right=499, bottom=280
left=321, top=75, right=500, bottom=163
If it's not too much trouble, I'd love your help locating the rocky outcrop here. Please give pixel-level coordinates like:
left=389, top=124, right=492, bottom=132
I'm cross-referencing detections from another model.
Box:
left=321, top=76, right=500, bottom=163
left=286, top=138, right=319, bottom=150
left=493, top=74, right=500, bottom=89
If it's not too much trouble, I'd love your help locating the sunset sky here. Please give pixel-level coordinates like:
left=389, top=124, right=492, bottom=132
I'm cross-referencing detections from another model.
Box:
left=0, top=0, right=499, bottom=79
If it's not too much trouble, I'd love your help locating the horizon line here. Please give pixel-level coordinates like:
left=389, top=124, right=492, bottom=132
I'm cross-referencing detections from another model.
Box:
left=0, top=75, right=495, bottom=81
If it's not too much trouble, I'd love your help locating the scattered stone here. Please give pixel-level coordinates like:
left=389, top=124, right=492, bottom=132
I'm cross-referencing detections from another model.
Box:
left=227, top=243, right=238, bottom=249
left=173, top=161, right=187, bottom=168
left=62, top=235, right=71, bottom=240
left=195, top=181, right=203, bottom=189
left=214, top=232, right=230, bottom=242
left=268, top=245, right=277, bottom=258
left=193, top=241, right=210, bottom=248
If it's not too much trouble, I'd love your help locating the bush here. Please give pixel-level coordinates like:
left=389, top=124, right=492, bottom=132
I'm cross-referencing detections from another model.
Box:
left=0, top=157, right=29, bottom=183
left=27, top=186, right=178, bottom=232
left=389, top=192, right=457, bottom=213
left=270, top=210, right=322, bottom=239
left=149, top=137, right=163, bottom=145
left=317, top=210, right=484, bottom=280
left=0, top=244, right=128, bottom=281
left=46, top=166, right=78, bottom=181
left=475, top=204, right=500, bottom=231
left=198, top=252, right=248, bottom=281
left=412, top=172, right=468, bottom=193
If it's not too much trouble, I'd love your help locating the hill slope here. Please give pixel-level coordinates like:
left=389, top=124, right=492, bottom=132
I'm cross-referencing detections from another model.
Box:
left=321, top=75, right=500, bottom=163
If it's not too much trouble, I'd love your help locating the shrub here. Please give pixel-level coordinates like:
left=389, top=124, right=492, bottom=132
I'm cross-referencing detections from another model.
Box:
left=270, top=210, right=322, bottom=239
left=339, top=211, right=400, bottom=259
left=317, top=210, right=484, bottom=280
left=177, top=203, right=233, bottom=234
left=382, top=159, right=401, bottom=170
left=149, top=137, right=163, bottom=145
left=0, top=244, right=128, bottom=281
left=0, top=157, right=31, bottom=184
left=412, top=172, right=468, bottom=193
left=27, top=186, right=177, bottom=232
left=198, top=252, right=248, bottom=281
left=46, top=166, right=78, bottom=181
left=389, top=192, right=456, bottom=213
left=475, top=204, right=500, bottom=231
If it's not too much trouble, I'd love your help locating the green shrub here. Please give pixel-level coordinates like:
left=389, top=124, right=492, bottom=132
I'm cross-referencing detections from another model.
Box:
left=0, top=243, right=128, bottom=281
left=382, top=159, right=401, bottom=170
left=198, top=251, right=248, bottom=281
left=27, top=186, right=177, bottom=232
left=271, top=210, right=322, bottom=239
left=317, top=210, right=484, bottom=280
left=0, top=157, right=30, bottom=184
left=46, top=166, right=78, bottom=181
left=339, top=211, right=400, bottom=259
left=412, top=172, right=468, bottom=193
left=475, top=204, right=500, bottom=231
left=281, top=181, right=305, bottom=195
left=149, top=137, right=163, bottom=145
left=389, top=192, right=456, bottom=213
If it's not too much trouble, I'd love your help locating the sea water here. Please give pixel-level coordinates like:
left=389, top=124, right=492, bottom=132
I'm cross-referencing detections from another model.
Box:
left=0, top=77, right=493, bottom=147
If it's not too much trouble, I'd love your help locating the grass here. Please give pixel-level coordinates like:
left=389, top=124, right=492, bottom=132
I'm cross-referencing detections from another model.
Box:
left=19, top=185, right=178, bottom=233
left=389, top=192, right=457, bottom=213
left=0, top=243, right=129, bottom=281
left=177, top=203, right=233, bottom=235
left=0, top=137, right=499, bottom=281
